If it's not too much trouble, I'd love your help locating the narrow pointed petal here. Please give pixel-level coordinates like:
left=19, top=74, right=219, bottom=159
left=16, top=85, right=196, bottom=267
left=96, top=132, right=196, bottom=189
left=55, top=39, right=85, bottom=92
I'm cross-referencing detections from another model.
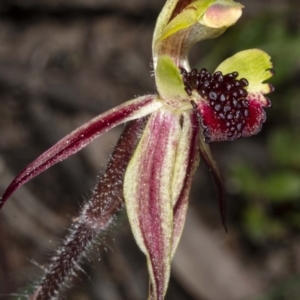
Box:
left=0, top=95, right=162, bottom=208
left=124, top=109, right=182, bottom=300
left=29, top=118, right=149, bottom=300
left=198, top=119, right=227, bottom=230
left=83, top=116, right=150, bottom=228
left=170, top=112, right=200, bottom=255
left=191, top=101, right=227, bottom=227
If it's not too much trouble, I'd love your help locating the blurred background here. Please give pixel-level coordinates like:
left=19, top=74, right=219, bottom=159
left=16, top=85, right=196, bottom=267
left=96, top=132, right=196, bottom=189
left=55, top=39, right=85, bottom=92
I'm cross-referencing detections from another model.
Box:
left=0, top=0, right=299, bottom=299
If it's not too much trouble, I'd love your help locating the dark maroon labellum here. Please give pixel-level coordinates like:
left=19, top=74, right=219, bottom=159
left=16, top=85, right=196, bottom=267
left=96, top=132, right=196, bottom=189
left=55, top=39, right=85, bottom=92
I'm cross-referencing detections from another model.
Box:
left=181, top=68, right=250, bottom=140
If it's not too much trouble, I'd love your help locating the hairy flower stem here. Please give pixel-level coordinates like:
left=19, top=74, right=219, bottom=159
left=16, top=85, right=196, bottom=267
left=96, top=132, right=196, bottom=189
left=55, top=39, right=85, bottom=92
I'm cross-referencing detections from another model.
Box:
left=30, top=117, right=148, bottom=300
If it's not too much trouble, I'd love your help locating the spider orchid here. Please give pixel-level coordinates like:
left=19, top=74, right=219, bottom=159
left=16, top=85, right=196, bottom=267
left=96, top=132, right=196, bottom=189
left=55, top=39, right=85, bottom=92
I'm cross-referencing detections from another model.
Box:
left=1, top=0, right=274, bottom=299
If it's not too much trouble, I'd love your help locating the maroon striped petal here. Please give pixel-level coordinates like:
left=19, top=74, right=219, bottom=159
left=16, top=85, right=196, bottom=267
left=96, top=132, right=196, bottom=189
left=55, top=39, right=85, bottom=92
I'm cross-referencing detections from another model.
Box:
left=170, top=111, right=200, bottom=255
left=0, top=95, right=161, bottom=208
left=124, top=109, right=183, bottom=299
left=28, top=117, right=149, bottom=300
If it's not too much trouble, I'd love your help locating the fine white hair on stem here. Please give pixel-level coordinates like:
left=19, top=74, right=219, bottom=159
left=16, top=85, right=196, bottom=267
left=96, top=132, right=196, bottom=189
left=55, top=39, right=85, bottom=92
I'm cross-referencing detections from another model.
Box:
left=29, top=118, right=148, bottom=299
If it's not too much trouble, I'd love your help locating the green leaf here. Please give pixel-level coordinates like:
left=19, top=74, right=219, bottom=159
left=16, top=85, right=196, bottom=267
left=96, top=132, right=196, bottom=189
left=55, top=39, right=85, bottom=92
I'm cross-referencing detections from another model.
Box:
left=262, top=172, right=300, bottom=202
left=268, top=129, right=300, bottom=168
left=244, top=204, right=285, bottom=242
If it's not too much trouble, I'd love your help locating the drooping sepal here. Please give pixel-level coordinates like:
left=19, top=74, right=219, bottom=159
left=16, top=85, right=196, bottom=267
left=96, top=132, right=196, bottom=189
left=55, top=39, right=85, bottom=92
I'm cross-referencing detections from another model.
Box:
left=198, top=125, right=227, bottom=230
left=0, top=95, right=162, bottom=208
left=170, top=111, right=200, bottom=254
left=124, top=108, right=200, bottom=299
left=124, top=109, right=181, bottom=299
left=189, top=100, right=227, bottom=229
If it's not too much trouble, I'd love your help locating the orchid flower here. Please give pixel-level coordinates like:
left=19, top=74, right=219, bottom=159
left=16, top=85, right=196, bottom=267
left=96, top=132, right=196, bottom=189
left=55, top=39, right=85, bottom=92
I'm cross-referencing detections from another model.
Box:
left=0, top=0, right=274, bottom=299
